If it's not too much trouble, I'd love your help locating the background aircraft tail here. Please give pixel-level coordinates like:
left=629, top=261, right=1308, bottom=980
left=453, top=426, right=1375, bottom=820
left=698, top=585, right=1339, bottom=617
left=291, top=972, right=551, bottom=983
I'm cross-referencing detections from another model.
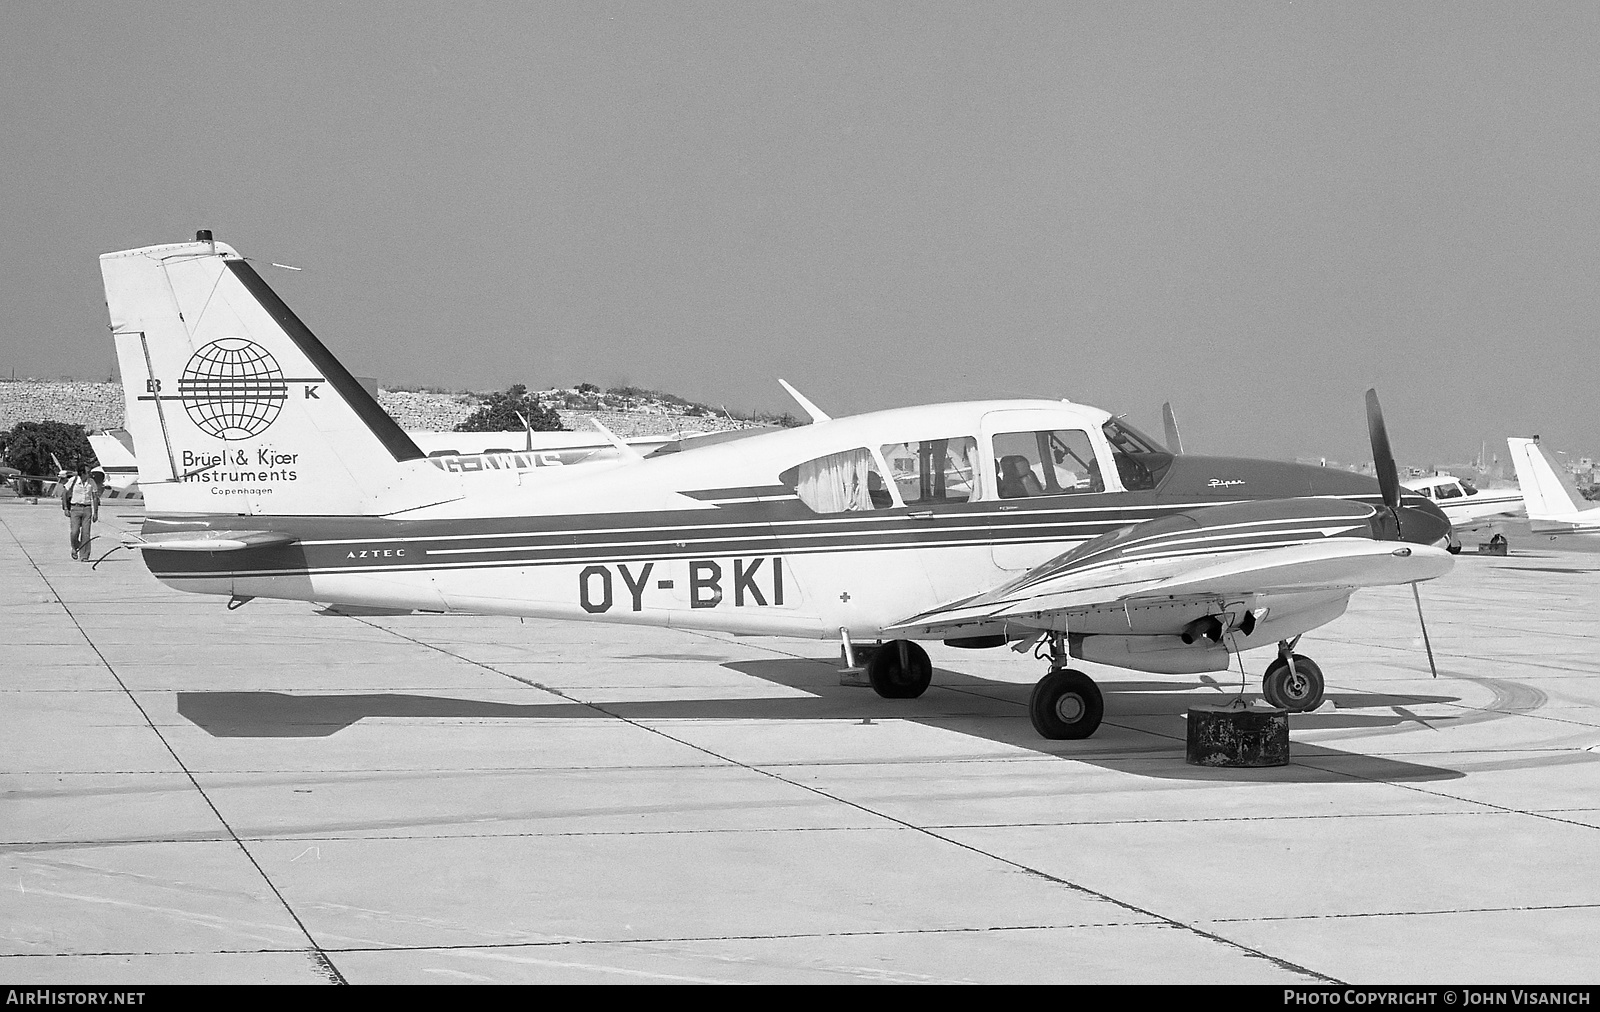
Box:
left=101, top=234, right=453, bottom=516
left=1506, top=437, right=1583, bottom=520
left=86, top=430, right=142, bottom=499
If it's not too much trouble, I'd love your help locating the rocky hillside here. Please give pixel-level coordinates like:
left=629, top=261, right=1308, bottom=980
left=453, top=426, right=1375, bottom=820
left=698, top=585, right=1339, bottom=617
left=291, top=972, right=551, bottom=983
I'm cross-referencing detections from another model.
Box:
left=0, top=381, right=773, bottom=439
left=0, top=382, right=126, bottom=433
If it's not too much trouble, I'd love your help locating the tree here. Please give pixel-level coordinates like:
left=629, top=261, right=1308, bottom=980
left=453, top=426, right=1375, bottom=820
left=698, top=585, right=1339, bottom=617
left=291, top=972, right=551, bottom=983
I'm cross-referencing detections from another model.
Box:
left=454, top=384, right=565, bottom=433
left=0, top=421, right=95, bottom=495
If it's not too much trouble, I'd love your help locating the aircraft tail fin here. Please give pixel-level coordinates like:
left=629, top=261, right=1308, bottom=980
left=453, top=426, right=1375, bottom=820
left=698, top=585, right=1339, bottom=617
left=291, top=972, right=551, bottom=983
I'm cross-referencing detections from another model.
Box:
left=86, top=431, right=141, bottom=498
left=1506, top=437, right=1583, bottom=520
left=101, top=235, right=450, bottom=516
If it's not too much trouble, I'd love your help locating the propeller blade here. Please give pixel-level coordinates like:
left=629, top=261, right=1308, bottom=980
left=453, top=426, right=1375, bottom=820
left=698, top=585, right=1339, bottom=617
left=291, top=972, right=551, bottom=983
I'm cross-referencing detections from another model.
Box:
left=1410, top=582, right=1439, bottom=679
left=1365, top=388, right=1401, bottom=513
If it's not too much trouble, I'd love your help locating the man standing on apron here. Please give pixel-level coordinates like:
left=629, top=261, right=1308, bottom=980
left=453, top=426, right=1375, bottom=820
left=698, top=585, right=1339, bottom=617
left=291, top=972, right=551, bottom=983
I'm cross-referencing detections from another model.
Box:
left=60, top=464, right=101, bottom=562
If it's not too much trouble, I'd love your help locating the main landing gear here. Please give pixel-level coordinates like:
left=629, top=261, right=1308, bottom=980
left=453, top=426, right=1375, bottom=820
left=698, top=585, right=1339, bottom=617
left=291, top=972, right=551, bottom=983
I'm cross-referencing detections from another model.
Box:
left=1029, top=632, right=1105, bottom=740
left=865, top=639, right=933, bottom=699
left=1261, top=637, right=1325, bottom=711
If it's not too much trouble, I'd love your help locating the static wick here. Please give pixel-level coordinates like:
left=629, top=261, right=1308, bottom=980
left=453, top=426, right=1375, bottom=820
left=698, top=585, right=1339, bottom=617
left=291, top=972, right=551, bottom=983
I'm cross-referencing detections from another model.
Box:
left=271, top=262, right=304, bottom=271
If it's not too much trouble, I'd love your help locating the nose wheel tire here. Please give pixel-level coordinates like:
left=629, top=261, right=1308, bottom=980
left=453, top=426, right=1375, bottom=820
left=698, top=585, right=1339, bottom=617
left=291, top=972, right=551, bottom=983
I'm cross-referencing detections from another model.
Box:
left=1262, top=654, right=1325, bottom=711
left=867, top=639, right=933, bottom=699
left=1029, top=668, right=1104, bottom=740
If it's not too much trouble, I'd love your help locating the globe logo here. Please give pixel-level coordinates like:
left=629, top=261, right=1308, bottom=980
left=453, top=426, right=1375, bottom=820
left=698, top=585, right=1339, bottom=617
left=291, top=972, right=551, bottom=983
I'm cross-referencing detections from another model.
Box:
left=179, top=338, right=288, bottom=440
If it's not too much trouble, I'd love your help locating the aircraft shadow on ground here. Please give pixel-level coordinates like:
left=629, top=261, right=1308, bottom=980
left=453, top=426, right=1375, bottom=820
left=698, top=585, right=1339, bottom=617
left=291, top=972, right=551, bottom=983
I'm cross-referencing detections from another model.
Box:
left=174, top=656, right=1477, bottom=782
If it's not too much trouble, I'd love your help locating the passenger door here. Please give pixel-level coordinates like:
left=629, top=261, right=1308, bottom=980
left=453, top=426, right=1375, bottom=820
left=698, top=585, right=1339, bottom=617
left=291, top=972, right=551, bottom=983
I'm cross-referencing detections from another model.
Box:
left=980, top=409, right=1117, bottom=572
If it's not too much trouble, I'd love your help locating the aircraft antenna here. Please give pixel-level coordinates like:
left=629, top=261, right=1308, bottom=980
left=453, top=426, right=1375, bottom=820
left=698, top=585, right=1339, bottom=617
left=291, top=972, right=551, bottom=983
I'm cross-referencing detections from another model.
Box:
left=777, top=379, right=831, bottom=424
left=587, top=417, right=645, bottom=461
left=1161, top=402, right=1183, bottom=454
left=515, top=411, right=532, bottom=453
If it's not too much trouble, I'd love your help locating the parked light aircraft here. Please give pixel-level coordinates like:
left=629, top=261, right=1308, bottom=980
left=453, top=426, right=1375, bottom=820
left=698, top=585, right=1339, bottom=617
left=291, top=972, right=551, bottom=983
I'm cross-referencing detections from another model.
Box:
left=101, top=234, right=1455, bottom=739
left=1506, top=437, right=1600, bottom=536
left=1400, top=473, right=1524, bottom=552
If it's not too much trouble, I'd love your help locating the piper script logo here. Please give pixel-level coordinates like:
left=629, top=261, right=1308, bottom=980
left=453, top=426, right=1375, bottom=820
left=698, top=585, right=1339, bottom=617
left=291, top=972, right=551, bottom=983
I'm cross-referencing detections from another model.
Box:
left=140, top=338, right=325, bottom=441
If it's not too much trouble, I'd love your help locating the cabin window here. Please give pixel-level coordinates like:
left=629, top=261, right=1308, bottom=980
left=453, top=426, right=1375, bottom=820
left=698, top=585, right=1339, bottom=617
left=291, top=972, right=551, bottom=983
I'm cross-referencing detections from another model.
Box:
left=783, top=447, right=895, bottom=513
left=992, top=429, right=1104, bottom=498
left=880, top=436, right=979, bottom=504
left=1437, top=483, right=1464, bottom=499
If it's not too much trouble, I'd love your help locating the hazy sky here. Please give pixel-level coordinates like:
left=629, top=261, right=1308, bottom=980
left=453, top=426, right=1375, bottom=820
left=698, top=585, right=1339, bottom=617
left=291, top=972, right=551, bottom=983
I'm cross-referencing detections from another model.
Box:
left=3, top=2, right=1596, bottom=465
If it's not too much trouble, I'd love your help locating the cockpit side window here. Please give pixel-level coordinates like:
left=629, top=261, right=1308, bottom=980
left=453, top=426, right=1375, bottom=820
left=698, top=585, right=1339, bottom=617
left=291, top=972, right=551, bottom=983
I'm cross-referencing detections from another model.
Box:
left=992, top=429, right=1104, bottom=498
left=1437, top=482, right=1464, bottom=499
left=880, top=436, right=979, bottom=505
left=781, top=447, right=896, bottom=514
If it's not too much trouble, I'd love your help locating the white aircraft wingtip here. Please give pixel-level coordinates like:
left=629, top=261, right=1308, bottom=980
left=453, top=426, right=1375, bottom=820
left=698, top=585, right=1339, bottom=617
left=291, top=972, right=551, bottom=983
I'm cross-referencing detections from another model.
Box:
left=777, top=379, right=830, bottom=424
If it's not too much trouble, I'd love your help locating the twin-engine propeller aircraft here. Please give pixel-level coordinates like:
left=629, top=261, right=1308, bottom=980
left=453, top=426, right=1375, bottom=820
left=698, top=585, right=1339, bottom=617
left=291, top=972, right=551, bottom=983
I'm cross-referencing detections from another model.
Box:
left=1507, top=436, right=1600, bottom=536
left=102, top=233, right=1455, bottom=740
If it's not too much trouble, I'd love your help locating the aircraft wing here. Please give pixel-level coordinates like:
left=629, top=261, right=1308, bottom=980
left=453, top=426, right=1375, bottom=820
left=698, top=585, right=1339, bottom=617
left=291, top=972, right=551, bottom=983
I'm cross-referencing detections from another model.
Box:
left=886, top=499, right=1453, bottom=639
left=124, top=530, right=299, bottom=552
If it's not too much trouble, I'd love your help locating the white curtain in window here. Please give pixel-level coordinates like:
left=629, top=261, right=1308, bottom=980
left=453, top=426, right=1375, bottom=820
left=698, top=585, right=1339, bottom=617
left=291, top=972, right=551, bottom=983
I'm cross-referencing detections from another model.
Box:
left=797, top=449, right=875, bottom=513
left=947, top=438, right=976, bottom=500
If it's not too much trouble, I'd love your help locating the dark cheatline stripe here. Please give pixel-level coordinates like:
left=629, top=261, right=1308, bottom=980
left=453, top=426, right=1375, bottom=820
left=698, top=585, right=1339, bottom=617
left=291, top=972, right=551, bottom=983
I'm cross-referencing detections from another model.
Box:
left=141, top=493, right=1404, bottom=580
left=225, top=259, right=424, bottom=463
left=143, top=506, right=1160, bottom=579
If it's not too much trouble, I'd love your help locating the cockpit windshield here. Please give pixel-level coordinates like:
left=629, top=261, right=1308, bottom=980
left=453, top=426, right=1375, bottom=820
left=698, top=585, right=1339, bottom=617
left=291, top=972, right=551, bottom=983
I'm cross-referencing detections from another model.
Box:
left=1102, top=416, right=1168, bottom=456
left=1100, top=415, right=1173, bottom=491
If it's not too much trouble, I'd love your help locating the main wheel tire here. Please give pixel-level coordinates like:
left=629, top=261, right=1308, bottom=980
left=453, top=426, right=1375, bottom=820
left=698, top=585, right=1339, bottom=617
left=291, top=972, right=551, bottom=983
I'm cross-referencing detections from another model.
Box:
left=1446, top=542, right=1462, bottom=555
left=867, top=639, right=932, bottom=699
left=1262, top=654, right=1325, bottom=711
left=1029, top=668, right=1104, bottom=740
